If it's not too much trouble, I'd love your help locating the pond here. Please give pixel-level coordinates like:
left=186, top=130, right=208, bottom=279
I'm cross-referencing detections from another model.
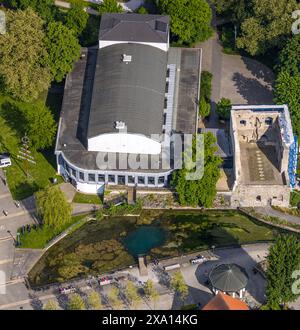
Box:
left=28, top=209, right=287, bottom=287
left=123, top=226, right=166, bottom=257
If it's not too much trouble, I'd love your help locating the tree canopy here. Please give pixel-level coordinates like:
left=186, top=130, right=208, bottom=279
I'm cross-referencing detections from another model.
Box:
left=216, top=98, right=232, bottom=120
left=157, top=0, right=213, bottom=45
left=0, top=8, right=51, bottom=101
left=172, top=132, right=222, bottom=207
left=236, top=0, right=298, bottom=55
left=35, top=186, right=72, bottom=231
left=99, top=0, right=123, bottom=15
left=67, top=294, right=86, bottom=310
left=44, top=22, right=81, bottom=82
left=266, top=235, right=300, bottom=309
left=64, top=3, right=89, bottom=36
left=170, top=271, right=189, bottom=302
left=277, top=34, right=300, bottom=76
left=274, top=70, right=300, bottom=135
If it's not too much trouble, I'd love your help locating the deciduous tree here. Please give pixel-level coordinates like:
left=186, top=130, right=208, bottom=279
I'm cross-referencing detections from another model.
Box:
left=266, top=235, right=300, bottom=309
left=99, top=0, right=123, bottom=15
left=172, top=132, right=222, bottom=207
left=216, top=98, right=231, bottom=120
left=87, top=290, right=102, bottom=310
left=170, top=271, right=189, bottom=302
left=157, top=0, right=212, bottom=45
left=236, top=0, right=298, bottom=55
left=35, top=186, right=72, bottom=232
left=44, top=22, right=81, bottom=82
left=64, top=3, right=89, bottom=36
left=0, top=9, right=51, bottom=101
left=43, top=299, right=59, bottom=310
left=67, top=293, right=86, bottom=310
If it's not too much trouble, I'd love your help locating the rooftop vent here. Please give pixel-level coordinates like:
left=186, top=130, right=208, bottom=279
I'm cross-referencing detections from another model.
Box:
left=122, top=54, right=132, bottom=64
left=115, top=121, right=126, bottom=130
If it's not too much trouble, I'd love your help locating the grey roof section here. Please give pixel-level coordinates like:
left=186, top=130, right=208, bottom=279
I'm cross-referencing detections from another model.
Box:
left=168, top=48, right=201, bottom=134
left=87, top=43, right=167, bottom=138
left=100, top=13, right=169, bottom=43
left=201, top=128, right=232, bottom=158
left=209, top=264, right=248, bottom=292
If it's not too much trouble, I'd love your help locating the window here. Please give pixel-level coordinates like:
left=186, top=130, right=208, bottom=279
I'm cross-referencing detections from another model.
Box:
left=265, top=117, right=273, bottom=125
left=118, top=175, right=126, bottom=185
left=256, top=195, right=262, bottom=202
left=240, top=120, right=246, bottom=126
left=71, top=168, right=76, bottom=178
left=88, top=173, right=95, bottom=182
left=128, top=175, right=135, bottom=184
left=138, top=176, right=145, bottom=185
left=148, top=177, right=155, bottom=185
left=98, top=174, right=105, bottom=183
left=158, top=176, right=165, bottom=185
left=108, top=175, right=115, bottom=183
left=79, top=172, right=84, bottom=181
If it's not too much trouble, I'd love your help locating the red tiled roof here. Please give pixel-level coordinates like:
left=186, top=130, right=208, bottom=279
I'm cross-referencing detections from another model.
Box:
left=202, top=293, right=249, bottom=310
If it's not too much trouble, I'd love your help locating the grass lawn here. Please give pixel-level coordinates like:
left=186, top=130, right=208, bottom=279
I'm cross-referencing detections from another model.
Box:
left=28, top=209, right=286, bottom=286
left=73, top=192, right=102, bottom=204
left=0, top=88, right=63, bottom=200
left=19, top=214, right=88, bottom=249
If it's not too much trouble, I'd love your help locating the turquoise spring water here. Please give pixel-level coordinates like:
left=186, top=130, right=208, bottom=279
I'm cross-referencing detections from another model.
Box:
left=123, top=226, right=166, bottom=257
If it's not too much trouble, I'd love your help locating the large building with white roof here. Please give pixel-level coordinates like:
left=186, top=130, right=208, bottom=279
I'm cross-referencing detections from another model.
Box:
left=55, top=13, right=201, bottom=194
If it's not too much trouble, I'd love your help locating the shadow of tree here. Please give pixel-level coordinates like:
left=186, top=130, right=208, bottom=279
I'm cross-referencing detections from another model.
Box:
left=232, top=72, right=274, bottom=104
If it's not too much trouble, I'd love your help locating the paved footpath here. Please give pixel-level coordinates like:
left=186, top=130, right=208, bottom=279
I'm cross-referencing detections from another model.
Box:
left=255, top=207, right=300, bottom=225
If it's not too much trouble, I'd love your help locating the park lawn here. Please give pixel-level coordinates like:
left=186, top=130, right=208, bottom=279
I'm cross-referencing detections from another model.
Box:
left=19, top=214, right=88, bottom=249
left=0, top=89, right=63, bottom=200
left=73, top=192, right=102, bottom=204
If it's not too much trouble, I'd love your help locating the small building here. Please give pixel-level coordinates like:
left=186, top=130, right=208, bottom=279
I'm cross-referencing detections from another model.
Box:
left=202, top=292, right=249, bottom=310
left=209, top=263, right=248, bottom=299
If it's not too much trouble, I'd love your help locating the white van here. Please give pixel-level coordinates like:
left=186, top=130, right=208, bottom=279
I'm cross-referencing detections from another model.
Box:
left=0, top=154, right=11, bottom=168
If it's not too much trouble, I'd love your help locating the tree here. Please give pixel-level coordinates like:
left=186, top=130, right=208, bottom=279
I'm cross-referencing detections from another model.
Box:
left=67, top=293, right=86, bottom=310
left=64, top=3, right=89, bottom=36
left=199, top=97, right=210, bottom=118
left=108, top=287, right=123, bottom=310
left=22, top=102, right=56, bottom=150
left=144, top=280, right=159, bottom=309
left=43, top=299, right=59, bottom=310
left=87, top=290, right=102, bottom=310
left=274, top=70, right=300, bottom=135
left=157, top=0, right=212, bottom=45
left=0, top=9, right=51, bottom=101
left=137, top=6, right=148, bottom=14
left=266, top=235, right=300, bottom=309
left=35, top=186, right=72, bottom=232
left=236, top=0, right=298, bottom=55
left=99, top=0, right=123, bottom=15
left=277, top=34, right=300, bottom=76
left=125, top=281, right=141, bottom=309
left=216, top=98, right=231, bottom=120
left=170, top=271, right=189, bottom=302
left=200, top=71, right=213, bottom=101
left=6, top=0, right=57, bottom=22
left=172, top=132, right=222, bottom=207
left=44, top=22, right=81, bottom=82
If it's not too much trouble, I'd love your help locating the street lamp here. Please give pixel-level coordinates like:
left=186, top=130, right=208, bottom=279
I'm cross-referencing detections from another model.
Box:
left=7, top=230, right=16, bottom=245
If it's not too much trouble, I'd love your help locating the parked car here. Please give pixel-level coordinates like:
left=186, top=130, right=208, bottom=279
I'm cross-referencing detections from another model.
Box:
left=190, top=255, right=207, bottom=265
left=59, top=285, right=76, bottom=295
left=0, top=153, right=11, bottom=168
left=98, top=276, right=113, bottom=286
